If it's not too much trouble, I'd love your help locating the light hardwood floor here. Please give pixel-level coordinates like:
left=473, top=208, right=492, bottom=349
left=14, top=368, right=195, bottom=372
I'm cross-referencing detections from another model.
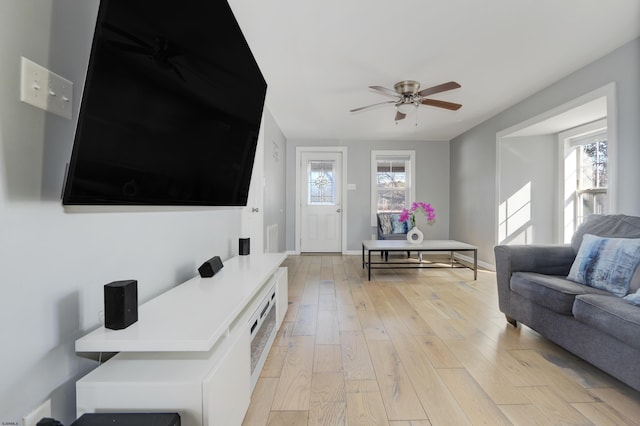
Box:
left=242, top=254, right=640, bottom=426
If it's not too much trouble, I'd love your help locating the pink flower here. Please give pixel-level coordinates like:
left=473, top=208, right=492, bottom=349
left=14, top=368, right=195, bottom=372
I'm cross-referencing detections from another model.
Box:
left=399, top=201, right=436, bottom=224
left=398, top=208, right=411, bottom=223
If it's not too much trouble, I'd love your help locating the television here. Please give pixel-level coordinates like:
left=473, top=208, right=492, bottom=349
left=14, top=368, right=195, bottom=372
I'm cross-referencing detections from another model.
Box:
left=63, top=0, right=267, bottom=206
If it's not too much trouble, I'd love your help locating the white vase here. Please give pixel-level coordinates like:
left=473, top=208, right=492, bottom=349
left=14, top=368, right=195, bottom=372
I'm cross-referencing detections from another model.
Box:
left=406, top=227, right=424, bottom=244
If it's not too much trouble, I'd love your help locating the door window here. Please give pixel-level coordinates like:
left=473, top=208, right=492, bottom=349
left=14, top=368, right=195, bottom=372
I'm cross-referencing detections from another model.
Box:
left=307, top=160, right=336, bottom=205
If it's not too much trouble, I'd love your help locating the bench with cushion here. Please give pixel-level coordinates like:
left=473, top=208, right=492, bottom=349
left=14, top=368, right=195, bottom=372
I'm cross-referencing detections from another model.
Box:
left=376, top=212, right=413, bottom=260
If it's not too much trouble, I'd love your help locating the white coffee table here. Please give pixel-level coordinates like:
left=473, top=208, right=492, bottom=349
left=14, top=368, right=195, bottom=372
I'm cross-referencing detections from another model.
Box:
left=362, top=239, right=477, bottom=281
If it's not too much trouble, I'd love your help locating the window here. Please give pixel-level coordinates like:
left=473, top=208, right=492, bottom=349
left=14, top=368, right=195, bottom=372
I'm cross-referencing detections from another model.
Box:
left=574, top=131, right=608, bottom=224
left=370, top=150, right=415, bottom=225
left=561, top=119, right=608, bottom=241
left=307, top=160, right=336, bottom=205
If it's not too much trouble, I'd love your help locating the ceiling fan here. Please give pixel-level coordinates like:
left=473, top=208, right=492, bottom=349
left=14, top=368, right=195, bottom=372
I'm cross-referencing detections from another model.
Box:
left=350, top=80, right=462, bottom=123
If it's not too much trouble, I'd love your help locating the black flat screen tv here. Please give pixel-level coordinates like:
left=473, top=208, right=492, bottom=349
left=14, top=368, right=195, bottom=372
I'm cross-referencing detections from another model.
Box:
left=62, top=0, right=267, bottom=206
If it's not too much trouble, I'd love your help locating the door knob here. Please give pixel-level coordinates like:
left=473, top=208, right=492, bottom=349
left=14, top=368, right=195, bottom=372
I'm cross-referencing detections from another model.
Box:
left=252, top=207, right=259, bottom=213
left=336, top=208, right=342, bottom=213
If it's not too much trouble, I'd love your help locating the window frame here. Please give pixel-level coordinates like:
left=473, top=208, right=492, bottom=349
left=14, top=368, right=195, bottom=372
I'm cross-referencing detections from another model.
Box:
left=559, top=118, right=609, bottom=242
left=370, top=150, right=416, bottom=226
left=573, top=129, right=608, bottom=226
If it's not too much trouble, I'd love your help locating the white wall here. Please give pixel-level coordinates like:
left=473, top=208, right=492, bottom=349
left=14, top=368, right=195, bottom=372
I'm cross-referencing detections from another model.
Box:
left=285, top=139, right=450, bottom=252
left=450, top=37, right=640, bottom=265
left=0, top=1, right=278, bottom=422
left=498, top=135, right=556, bottom=245
left=262, top=109, right=287, bottom=252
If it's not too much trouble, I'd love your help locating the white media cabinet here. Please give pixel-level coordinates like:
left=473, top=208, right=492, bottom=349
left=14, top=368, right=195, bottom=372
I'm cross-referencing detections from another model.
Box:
left=75, top=253, right=288, bottom=426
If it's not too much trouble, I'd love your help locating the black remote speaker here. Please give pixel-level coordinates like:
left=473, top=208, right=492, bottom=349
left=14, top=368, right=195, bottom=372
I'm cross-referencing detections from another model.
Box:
left=198, top=256, right=224, bottom=278
left=239, top=237, right=250, bottom=255
left=104, top=280, right=138, bottom=330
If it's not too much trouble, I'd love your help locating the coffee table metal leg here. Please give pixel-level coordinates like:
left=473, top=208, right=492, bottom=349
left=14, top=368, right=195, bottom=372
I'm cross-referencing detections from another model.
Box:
left=474, top=249, right=477, bottom=280
left=368, top=250, right=371, bottom=281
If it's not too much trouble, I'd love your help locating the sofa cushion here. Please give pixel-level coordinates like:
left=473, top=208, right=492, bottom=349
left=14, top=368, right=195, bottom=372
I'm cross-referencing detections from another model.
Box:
left=571, top=214, right=640, bottom=254
left=567, top=234, right=640, bottom=297
left=630, top=267, right=640, bottom=294
left=510, top=272, right=609, bottom=315
left=573, top=293, right=640, bottom=352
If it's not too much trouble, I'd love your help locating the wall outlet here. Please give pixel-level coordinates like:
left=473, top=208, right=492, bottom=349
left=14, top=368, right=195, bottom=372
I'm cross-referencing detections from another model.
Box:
left=22, top=398, right=51, bottom=426
left=20, top=57, right=73, bottom=119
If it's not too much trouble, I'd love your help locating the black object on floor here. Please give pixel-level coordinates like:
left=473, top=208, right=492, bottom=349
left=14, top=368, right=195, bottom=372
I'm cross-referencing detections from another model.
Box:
left=71, top=413, right=180, bottom=426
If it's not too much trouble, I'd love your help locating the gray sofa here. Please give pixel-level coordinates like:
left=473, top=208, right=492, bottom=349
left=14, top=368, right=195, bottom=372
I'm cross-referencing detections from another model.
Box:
left=494, top=214, right=640, bottom=391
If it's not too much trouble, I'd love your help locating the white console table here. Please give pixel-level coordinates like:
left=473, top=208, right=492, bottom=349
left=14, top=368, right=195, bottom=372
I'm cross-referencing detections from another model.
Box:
left=75, top=253, right=288, bottom=426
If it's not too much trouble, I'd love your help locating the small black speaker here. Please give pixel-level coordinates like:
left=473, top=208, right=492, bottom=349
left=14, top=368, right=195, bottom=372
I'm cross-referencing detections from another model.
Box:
left=104, top=280, right=138, bottom=330
left=71, top=413, right=180, bottom=426
left=239, top=238, right=250, bottom=256
left=198, top=256, right=224, bottom=278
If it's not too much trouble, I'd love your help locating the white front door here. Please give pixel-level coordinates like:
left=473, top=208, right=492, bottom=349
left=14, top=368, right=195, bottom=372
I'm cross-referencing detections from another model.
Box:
left=300, top=151, right=342, bottom=252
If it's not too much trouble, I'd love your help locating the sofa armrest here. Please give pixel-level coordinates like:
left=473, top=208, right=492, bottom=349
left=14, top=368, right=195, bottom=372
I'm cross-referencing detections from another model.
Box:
left=494, top=244, right=576, bottom=316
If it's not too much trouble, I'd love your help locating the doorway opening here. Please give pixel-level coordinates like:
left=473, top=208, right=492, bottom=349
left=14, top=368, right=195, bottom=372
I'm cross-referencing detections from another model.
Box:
left=496, top=83, right=616, bottom=246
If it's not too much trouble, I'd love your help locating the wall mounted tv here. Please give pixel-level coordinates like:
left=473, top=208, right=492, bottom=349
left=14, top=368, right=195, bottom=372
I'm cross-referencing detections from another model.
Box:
left=62, top=0, right=267, bottom=206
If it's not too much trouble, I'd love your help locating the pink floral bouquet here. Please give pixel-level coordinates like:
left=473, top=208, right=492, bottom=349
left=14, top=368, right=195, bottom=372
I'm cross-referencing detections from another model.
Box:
left=399, top=201, right=436, bottom=225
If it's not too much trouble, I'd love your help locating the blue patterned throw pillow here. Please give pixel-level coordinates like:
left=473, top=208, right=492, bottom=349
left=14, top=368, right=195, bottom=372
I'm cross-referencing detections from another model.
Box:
left=568, top=234, right=640, bottom=297
left=390, top=214, right=405, bottom=234
left=405, top=220, right=414, bottom=232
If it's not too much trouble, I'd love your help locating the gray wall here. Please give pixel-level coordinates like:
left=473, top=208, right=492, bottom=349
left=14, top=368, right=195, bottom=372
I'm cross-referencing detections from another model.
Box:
left=0, top=1, right=283, bottom=422
left=263, top=109, right=287, bottom=252
left=499, top=135, right=557, bottom=245
left=286, top=139, right=450, bottom=252
left=451, top=37, right=640, bottom=266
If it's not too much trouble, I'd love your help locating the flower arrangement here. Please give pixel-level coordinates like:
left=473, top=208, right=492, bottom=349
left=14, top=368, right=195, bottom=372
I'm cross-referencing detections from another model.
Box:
left=399, top=201, right=436, bottom=226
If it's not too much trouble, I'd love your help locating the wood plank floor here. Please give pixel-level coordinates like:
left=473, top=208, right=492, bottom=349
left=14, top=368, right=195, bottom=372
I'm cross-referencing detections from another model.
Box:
left=242, top=254, right=640, bottom=426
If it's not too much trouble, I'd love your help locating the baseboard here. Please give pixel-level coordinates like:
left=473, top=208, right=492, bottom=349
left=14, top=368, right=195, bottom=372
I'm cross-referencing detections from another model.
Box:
left=454, top=253, right=495, bottom=271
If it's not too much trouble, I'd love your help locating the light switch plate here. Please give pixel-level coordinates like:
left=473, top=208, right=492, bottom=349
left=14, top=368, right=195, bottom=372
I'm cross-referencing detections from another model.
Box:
left=20, top=57, right=73, bottom=119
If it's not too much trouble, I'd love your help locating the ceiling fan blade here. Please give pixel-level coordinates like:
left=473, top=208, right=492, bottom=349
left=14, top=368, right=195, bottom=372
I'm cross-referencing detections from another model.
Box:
left=349, top=100, right=396, bottom=113
left=369, top=86, right=401, bottom=99
left=421, top=98, right=462, bottom=111
left=417, top=81, right=461, bottom=97
left=395, top=111, right=406, bottom=121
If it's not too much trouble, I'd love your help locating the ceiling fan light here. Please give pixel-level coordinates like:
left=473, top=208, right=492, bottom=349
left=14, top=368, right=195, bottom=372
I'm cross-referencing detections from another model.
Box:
left=397, top=103, right=416, bottom=114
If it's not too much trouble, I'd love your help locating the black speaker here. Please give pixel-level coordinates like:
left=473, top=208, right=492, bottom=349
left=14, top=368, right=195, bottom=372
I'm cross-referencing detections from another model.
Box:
left=239, top=237, right=250, bottom=256
left=198, top=256, right=224, bottom=278
left=71, top=413, right=180, bottom=426
left=104, top=280, right=138, bottom=330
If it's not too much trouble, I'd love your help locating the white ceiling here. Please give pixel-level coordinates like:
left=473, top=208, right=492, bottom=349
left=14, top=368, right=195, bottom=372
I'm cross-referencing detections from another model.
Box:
left=228, top=0, right=640, bottom=141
